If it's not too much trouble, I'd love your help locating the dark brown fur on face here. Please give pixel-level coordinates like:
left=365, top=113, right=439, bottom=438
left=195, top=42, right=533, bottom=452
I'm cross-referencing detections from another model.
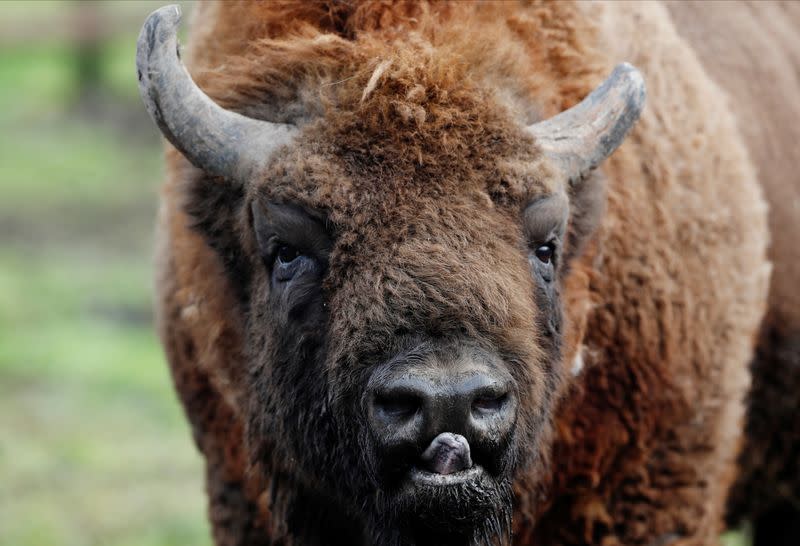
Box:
left=151, top=1, right=790, bottom=545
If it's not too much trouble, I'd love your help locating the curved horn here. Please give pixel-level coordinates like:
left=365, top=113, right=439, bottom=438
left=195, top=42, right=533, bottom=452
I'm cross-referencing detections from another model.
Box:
left=527, top=63, right=646, bottom=185
left=136, top=5, right=296, bottom=181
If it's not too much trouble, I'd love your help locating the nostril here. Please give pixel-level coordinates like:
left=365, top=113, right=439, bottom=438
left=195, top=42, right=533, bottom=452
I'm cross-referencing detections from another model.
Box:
left=471, top=392, right=509, bottom=415
left=374, top=391, right=421, bottom=421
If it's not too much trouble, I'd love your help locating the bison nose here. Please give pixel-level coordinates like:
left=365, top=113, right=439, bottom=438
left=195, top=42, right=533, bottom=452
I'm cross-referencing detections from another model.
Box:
left=367, top=367, right=517, bottom=470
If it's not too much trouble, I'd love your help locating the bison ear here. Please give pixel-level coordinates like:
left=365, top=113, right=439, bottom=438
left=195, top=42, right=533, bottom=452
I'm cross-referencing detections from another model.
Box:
left=564, top=170, right=606, bottom=261
left=251, top=200, right=273, bottom=261
left=183, top=171, right=251, bottom=300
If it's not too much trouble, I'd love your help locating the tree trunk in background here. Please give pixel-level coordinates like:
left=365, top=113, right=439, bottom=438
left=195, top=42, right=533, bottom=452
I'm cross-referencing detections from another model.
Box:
left=72, top=0, right=105, bottom=116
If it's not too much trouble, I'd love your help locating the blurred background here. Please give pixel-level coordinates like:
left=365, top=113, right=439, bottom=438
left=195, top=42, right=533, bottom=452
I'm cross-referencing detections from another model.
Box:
left=0, top=1, right=748, bottom=545
left=0, top=1, right=210, bottom=545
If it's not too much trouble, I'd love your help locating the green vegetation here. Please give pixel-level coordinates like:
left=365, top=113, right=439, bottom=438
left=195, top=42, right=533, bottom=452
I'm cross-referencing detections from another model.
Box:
left=0, top=2, right=749, bottom=545
left=0, top=2, right=210, bottom=545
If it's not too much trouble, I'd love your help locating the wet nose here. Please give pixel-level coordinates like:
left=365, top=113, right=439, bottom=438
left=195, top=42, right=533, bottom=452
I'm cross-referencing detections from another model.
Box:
left=367, top=365, right=516, bottom=470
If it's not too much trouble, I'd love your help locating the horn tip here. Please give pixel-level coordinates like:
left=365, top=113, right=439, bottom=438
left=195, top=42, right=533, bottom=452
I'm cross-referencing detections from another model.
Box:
left=143, top=4, right=183, bottom=34
left=136, top=4, right=185, bottom=133
left=614, top=62, right=647, bottom=105
left=137, top=4, right=182, bottom=58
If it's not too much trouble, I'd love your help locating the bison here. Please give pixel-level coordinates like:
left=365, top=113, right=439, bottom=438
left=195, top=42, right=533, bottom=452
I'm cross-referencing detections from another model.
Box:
left=137, top=2, right=798, bottom=545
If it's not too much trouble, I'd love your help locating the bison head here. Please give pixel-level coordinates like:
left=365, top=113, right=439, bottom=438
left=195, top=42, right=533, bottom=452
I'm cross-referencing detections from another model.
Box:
left=138, top=6, right=644, bottom=546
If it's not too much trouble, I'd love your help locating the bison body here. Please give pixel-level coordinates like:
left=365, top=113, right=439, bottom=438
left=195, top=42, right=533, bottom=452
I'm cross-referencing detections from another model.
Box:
left=144, top=1, right=797, bottom=545
left=665, top=2, right=800, bottom=544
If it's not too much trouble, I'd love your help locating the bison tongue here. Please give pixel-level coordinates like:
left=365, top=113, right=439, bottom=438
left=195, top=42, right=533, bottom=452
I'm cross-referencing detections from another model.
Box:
left=420, top=433, right=473, bottom=475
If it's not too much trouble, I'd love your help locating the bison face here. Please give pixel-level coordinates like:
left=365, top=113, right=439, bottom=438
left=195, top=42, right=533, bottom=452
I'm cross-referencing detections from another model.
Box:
left=245, top=187, right=563, bottom=544
left=240, top=144, right=600, bottom=544
left=137, top=6, right=644, bottom=545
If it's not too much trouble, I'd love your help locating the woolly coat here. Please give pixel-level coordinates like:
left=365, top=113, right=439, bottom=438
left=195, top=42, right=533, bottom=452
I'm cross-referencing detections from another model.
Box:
left=152, top=1, right=795, bottom=545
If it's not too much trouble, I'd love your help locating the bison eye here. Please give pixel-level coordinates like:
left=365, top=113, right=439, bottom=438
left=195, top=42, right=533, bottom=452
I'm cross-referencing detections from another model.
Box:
left=272, top=243, right=316, bottom=283
left=276, top=244, right=300, bottom=265
left=534, top=243, right=554, bottom=264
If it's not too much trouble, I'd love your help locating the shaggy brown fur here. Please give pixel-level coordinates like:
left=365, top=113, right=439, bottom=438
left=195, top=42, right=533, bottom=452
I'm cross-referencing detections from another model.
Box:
left=151, top=1, right=786, bottom=545
left=665, top=2, right=800, bottom=543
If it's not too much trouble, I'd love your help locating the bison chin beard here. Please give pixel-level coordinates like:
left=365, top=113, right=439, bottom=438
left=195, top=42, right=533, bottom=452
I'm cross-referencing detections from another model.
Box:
left=368, top=475, right=514, bottom=546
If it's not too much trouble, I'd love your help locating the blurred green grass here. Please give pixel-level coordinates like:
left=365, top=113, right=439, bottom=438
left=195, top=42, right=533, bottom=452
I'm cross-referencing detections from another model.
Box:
left=0, top=2, right=210, bottom=545
left=0, top=2, right=751, bottom=546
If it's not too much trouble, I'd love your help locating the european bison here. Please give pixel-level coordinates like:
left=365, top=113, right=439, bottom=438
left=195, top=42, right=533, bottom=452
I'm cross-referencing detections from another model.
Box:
left=138, top=2, right=798, bottom=545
